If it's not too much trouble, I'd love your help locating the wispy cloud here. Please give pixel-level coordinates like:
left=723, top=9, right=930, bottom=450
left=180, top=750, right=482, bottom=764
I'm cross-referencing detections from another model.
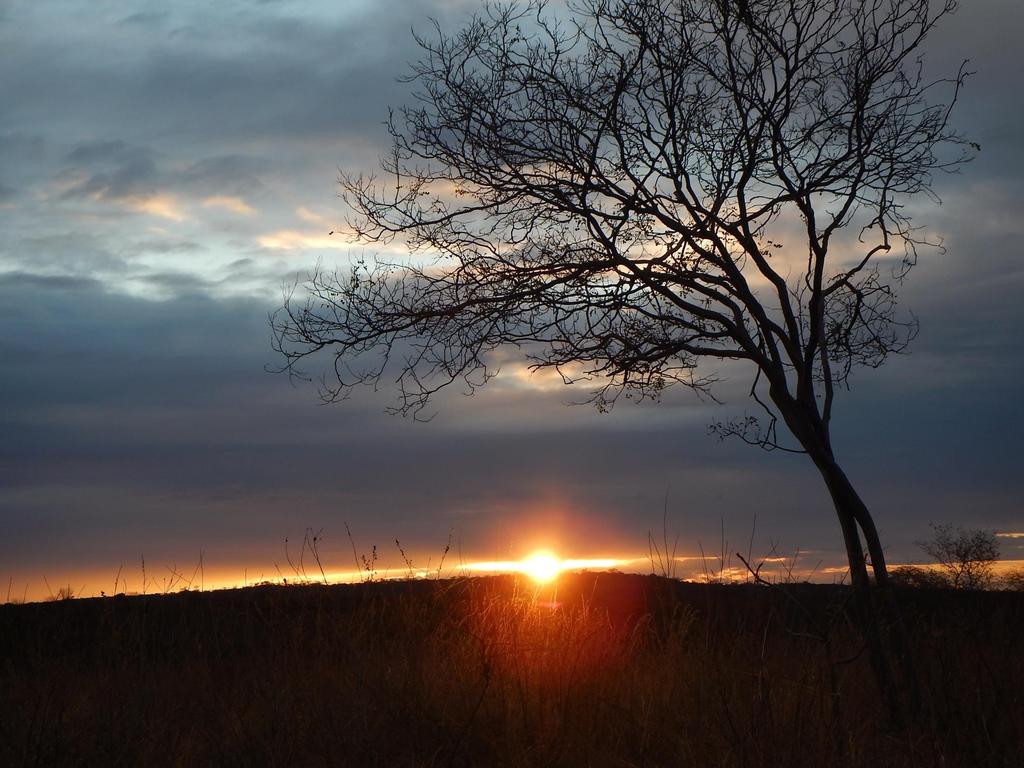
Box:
left=296, top=206, right=328, bottom=225
left=257, top=229, right=347, bottom=250
left=123, top=194, right=186, bottom=222
left=203, top=195, right=256, bottom=216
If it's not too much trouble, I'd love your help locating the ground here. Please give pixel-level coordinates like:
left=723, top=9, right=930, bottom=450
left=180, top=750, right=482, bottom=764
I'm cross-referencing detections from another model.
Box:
left=1, top=573, right=1021, bottom=766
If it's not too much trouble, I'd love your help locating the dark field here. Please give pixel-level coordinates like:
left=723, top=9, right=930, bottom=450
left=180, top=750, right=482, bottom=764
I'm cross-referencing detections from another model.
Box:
left=2, top=573, right=1022, bottom=767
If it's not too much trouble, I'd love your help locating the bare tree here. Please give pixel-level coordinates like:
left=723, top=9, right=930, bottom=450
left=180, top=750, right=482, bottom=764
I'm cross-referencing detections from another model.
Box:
left=272, top=0, right=969, bottom=705
left=917, top=523, right=1000, bottom=590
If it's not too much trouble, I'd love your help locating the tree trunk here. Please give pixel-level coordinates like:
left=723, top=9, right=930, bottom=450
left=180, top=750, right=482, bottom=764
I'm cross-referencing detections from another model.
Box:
left=820, top=460, right=892, bottom=586
left=770, top=389, right=914, bottom=723
left=811, top=452, right=905, bottom=723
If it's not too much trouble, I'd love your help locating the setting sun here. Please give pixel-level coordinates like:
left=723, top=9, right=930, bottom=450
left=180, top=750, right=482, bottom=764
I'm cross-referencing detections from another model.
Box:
left=462, top=554, right=633, bottom=582
left=520, top=552, right=562, bottom=583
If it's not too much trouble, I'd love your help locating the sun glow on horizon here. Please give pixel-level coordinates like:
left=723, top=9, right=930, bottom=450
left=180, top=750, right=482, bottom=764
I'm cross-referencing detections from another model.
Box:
left=462, top=552, right=633, bottom=583
left=520, top=552, right=562, bottom=583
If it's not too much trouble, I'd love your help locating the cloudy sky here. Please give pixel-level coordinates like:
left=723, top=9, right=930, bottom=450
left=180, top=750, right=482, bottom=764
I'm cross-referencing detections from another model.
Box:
left=2, top=0, right=1022, bottom=599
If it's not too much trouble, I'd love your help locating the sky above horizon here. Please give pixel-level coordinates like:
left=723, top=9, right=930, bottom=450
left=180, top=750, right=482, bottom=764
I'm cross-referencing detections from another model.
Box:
left=2, top=0, right=1023, bottom=600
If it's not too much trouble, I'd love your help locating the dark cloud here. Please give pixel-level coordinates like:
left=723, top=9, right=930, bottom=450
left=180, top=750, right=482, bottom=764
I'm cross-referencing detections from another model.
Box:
left=117, top=11, right=169, bottom=27
left=0, top=2, right=450, bottom=152
left=130, top=238, right=205, bottom=255
left=136, top=271, right=217, bottom=293
left=4, top=232, right=130, bottom=276
left=129, top=46, right=405, bottom=143
left=0, top=271, right=101, bottom=292
left=0, top=133, right=47, bottom=187
left=60, top=140, right=159, bottom=201
left=0, top=133, right=45, bottom=157
left=179, top=154, right=272, bottom=195
left=65, top=139, right=144, bottom=165
left=57, top=142, right=273, bottom=203
left=1, top=263, right=1021, bottom=580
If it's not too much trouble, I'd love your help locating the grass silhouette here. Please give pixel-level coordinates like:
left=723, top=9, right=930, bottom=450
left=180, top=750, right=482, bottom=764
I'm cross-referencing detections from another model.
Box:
left=1, top=572, right=1021, bottom=766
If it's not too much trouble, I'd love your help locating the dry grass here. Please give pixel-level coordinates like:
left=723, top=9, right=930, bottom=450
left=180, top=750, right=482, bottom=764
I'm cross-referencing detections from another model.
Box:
left=1, top=573, right=1021, bottom=767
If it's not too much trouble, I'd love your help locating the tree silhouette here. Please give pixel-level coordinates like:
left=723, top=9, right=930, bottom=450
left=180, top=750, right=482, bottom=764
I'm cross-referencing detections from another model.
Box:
left=917, top=523, right=1000, bottom=590
left=273, top=0, right=969, bottom=707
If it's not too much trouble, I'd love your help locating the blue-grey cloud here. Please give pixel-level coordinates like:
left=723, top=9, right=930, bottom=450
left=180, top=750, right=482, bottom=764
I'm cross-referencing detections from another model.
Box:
left=60, top=140, right=159, bottom=200
left=0, top=0, right=1021, bottom=596
left=1, top=261, right=1020, bottom=578
left=117, top=11, right=169, bottom=28
left=58, top=141, right=273, bottom=205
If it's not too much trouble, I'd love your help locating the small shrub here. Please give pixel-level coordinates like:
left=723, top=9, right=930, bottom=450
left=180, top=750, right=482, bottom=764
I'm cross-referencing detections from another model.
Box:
left=891, top=565, right=949, bottom=589
left=1001, top=569, right=1024, bottom=591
